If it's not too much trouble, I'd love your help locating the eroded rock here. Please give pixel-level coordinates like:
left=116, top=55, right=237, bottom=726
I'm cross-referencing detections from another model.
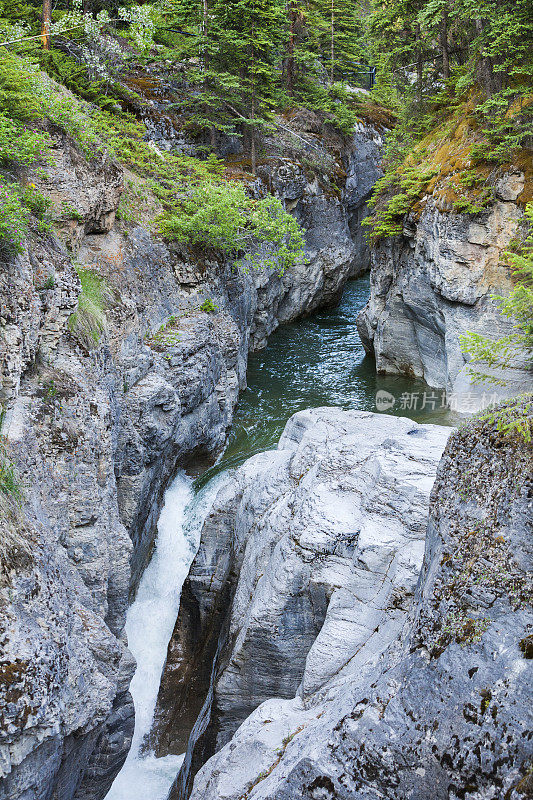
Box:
left=159, top=408, right=451, bottom=797
left=357, top=180, right=527, bottom=393
left=177, top=402, right=532, bottom=800
left=0, top=113, right=384, bottom=800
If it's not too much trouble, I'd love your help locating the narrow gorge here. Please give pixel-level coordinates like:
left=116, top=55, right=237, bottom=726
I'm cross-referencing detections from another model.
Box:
left=0, top=5, right=532, bottom=800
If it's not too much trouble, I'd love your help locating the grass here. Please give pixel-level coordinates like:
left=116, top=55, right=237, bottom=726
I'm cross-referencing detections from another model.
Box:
left=0, top=451, right=22, bottom=503
left=68, top=266, right=111, bottom=349
left=0, top=407, right=22, bottom=503
left=0, top=408, right=32, bottom=583
left=0, top=492, right=33, bottom=584
left=144, top=316, right=181, bottom=352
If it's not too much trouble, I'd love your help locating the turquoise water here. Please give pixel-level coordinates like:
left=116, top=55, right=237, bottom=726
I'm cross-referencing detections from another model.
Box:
left=198, top=275, right=458, bottom=486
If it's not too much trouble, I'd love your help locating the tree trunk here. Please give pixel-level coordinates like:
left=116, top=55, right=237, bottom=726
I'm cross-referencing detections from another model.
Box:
left=41, top=0, right=51, bottom=50
left=250, top=14, right=256, bottom=175
left=440, top=8, right=450, bottom=81
left=416, top=23, right=423, bottom=103
left=330, top=0, right=335, bottom=83
left=285, top=0, right=297, bottom=95
left=201, top=0, right=208, bottom=70
left=474, top=18, right=494, bottom=97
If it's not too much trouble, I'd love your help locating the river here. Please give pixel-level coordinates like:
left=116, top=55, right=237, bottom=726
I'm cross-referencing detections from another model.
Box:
left=105, top=274, right=458, bottom=800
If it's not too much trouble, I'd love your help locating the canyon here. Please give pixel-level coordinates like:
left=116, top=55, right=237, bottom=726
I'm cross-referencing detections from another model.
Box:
left=1, top=85, right=531, bottom=800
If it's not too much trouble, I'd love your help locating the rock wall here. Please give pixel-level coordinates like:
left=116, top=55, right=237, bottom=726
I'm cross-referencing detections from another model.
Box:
left=357, top=173, right=530, bottom=397
left=159, top=408, right=451, bottom=797
left=172, top=402, right=532, bottom=800
left=0, top=114, right=382, bottom=799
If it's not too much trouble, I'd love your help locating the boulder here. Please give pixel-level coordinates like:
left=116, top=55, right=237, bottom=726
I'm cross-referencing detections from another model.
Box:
left=175, top=402, right=532, bottom=800
left=157, top=408, right=451, bottom=797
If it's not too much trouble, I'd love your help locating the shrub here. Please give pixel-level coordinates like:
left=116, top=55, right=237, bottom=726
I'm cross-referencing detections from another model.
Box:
left=0, top=113, right=53, bottom=166
left=21, top=184, right=52, bottom=218
left=200, top=298, right=218, bottom=313
left=158, top=185, right=305, bottom=275
left=0, top=183, right=29, bottom=255
left=0, top=49, right=102, bottom=158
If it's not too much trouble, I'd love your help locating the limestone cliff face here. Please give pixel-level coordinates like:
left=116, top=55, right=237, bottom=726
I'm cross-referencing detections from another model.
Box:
left=357, top=173, right=530, bottom=397
left=0, top=116, right=382, bottom=800
left=171, top=402, right=532, bottom=800
left=159, top=408, right=451, bottom=798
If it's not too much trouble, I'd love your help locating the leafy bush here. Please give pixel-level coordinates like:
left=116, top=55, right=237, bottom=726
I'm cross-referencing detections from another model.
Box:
left=21, top=184, right=52, bottom=217
left=200, top=298, right=218, bottom=313
left=0, top=183, right=29, bottom=255
left=38, top=48, right=120, bottom=112
left=158, top=186, right=305, bottom=275
left=0, top=49, right=102, bottom=158
left=0, top=114, right=52, bottom=166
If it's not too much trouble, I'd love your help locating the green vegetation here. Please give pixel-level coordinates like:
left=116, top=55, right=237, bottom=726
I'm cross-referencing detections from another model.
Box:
left=68, top=266, right=110, bottom=349
left=0, top=47, right=101, bottom=252
left=0, top=114, right=52, bottom=166
left=199, top=298, right=218, bottom=313
left=0, top=180, right=56, bottom=254
left=0, top=407, right=22, bottom=503
left=476, top=396, right=533, bottom=444
left=144, top=317, right=181, bottom=352
left=363, top=0, right=532, bottom=241
left=0, top=47, right=102, bottom=157
left=0, top=0, right=530, bottom=309
left=0, top=448, right=22, bottom=502
left=159, top=186, right=305, bottom=274
left=460, top=203, right=533, bottom=386
left=0, top=43, right=305, bottom=272
left=0, top=183, right=30, bottom=254
left=439, top=610, right=490, bottom=648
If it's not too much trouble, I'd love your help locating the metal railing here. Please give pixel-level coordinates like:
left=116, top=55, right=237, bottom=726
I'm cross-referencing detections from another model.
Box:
left=339, top=65, right=376, bottom=91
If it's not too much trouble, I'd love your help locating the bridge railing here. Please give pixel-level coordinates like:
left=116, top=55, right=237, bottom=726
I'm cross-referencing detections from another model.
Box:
left=338, top=65, right=376, bottom=91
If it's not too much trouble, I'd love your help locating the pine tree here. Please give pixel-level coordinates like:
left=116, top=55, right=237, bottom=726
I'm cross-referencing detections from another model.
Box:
left=164, top=0, right=285, bottom=171
left=303, top=0, right=368, bottom=84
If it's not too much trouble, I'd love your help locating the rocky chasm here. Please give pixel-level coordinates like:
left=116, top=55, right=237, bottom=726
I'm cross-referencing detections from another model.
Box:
left=0, top=116, right=383, bottom=800
left=167, top=406, right=532, bottom=800
left=1, top=100, right=531, bottom=800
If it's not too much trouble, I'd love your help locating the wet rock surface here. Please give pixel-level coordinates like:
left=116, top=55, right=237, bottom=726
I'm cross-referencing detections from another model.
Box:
left=174, top=402, right=532, bottom=800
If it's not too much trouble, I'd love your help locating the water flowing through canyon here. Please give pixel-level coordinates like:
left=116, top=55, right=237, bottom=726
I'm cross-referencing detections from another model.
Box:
left=105, top=275, right=458, bottom=799
left=105, top=474, right=226, bottom=800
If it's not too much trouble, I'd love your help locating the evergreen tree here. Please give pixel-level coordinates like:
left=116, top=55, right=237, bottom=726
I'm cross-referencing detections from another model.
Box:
left=211, top=0, right=285, bottom=171
left=161, top=0, right=285, bottom=171
left=292, top=0, right=369, bottom=85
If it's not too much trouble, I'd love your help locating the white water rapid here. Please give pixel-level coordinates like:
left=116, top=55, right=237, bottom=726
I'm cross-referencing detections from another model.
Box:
left=105, top=471, right=220, bottom=800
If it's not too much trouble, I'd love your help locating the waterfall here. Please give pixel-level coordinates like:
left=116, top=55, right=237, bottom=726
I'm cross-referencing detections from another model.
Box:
left=105, top=471, right=221, bottom=800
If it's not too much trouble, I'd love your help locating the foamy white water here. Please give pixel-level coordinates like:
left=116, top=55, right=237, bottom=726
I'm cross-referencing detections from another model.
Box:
left=106, top=470, right=222, bottom=800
